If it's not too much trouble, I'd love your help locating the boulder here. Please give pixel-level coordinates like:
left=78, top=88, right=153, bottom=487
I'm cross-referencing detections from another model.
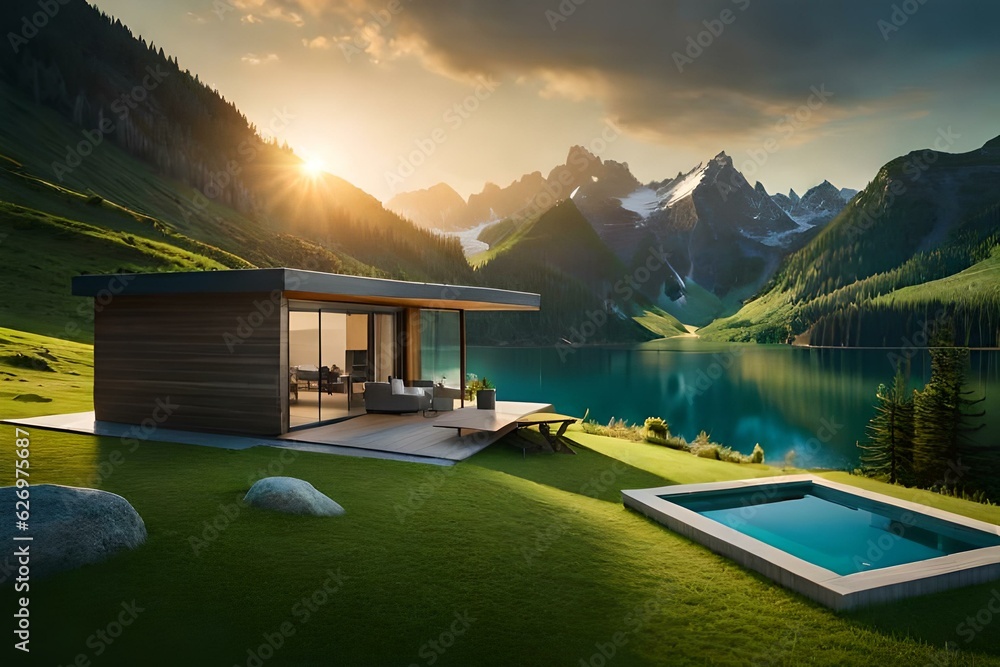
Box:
left=244, top=477, right=344, bottom=517
left=0, top=484, right=146, bottom=580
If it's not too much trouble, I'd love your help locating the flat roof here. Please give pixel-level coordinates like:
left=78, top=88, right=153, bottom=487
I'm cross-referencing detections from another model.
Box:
left=71, top=268, right=540, bottom=312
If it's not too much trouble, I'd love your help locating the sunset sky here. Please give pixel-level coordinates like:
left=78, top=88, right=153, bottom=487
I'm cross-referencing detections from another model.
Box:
left=90, top=0, right=1000, bottom=203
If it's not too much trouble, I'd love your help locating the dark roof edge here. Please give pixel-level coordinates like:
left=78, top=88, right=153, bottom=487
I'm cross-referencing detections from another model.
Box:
left=71, top=268, right=540, bottom=310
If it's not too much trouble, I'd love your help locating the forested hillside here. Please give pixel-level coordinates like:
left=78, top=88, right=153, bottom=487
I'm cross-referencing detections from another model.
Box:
left=701, top=138, right=1000, bottom=347
left=0, top=0, right=469, bottom=283
left=469, top=201, right=685, bottom=345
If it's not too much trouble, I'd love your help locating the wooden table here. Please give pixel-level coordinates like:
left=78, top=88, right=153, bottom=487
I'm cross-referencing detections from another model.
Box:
left=511, top=412, right=578, bottom=455
left=432, top=409, right=578, bottom=455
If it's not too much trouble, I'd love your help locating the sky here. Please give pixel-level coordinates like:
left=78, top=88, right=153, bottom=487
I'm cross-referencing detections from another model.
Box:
left=90, top=0, right=1000, bottom=203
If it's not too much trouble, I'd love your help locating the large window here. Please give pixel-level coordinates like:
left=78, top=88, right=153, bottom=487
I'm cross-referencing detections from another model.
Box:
left=420, top=310, right=461, bottom=390
left=288, top=304, right=398, bottom=429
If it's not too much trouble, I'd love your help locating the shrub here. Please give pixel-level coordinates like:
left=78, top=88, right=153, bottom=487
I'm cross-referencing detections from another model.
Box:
left=2, top=353, right=54, bottom=372
left=643, top=417, right=687, bottom=449
left=464, top=373, right=495, bottom=401
left=694, top=446, right=720, bottom=460
left=585, top=417, right=761, bottom=463
left=644, top=417, right=669, bottom=439
left=582, top=417, right=644, bottom=442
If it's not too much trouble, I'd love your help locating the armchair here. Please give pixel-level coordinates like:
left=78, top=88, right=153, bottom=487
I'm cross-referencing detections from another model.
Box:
left=364, top=379, right=432, bottom=414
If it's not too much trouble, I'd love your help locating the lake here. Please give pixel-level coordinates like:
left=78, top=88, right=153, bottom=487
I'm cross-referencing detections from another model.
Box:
left=468, top=340, right=1000, bottom=469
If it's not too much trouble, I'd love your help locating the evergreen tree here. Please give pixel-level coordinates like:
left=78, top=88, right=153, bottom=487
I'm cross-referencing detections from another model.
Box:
left=912, top=327, right=985, bottom=487
left=858, top=365, right=914, bottom=483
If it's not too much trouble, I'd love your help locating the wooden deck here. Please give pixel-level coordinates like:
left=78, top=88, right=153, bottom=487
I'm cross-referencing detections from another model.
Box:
left=278, top=401, right=553, bottom=461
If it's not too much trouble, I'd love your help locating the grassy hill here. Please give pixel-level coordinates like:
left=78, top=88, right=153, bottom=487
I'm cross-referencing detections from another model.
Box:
left=3, top=343, right=1000, bottom=665
left=701, top=139, right=1000, bottom=346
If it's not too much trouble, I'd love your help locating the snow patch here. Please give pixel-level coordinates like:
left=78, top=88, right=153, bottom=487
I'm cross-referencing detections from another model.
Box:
left=661, top=162, right=709, bottom=206
left=616, top=187, right=660, bottom=219
left=442, top=220, right=497, bottom=256
left=570, top=185, right=581, bottom=200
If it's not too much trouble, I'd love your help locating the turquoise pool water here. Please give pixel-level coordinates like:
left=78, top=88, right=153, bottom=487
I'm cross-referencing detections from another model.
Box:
left=664, top=484, right=1000, bottom=576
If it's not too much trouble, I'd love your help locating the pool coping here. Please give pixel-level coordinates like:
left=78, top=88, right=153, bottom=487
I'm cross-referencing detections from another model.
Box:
left=622, top=475, right=1000, bottom=610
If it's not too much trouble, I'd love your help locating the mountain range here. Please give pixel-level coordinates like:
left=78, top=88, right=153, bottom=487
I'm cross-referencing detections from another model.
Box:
left=391, top=148, right=858, bottom=325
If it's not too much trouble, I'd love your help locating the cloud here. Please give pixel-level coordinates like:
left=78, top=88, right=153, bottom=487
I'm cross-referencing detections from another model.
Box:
left=305, top=0, right=1000, bottom=148
left=302, top=35, right=332, bottom=49
left=241, top=52, right=281, bottom=65
left=231, top=0, right=306, bottom=27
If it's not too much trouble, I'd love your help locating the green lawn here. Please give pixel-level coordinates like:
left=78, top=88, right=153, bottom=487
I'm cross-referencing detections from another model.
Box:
left=2, top=331, right=1000, bottom=666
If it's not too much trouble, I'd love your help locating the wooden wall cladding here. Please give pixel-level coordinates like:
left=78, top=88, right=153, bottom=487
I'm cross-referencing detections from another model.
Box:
left=93, top=292, right=287, bottom=436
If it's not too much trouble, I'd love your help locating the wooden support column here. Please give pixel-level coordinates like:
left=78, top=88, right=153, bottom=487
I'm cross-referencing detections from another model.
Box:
left=404, top=307, right=422, bottom=383
left=459, top=310, right=467, bottom=408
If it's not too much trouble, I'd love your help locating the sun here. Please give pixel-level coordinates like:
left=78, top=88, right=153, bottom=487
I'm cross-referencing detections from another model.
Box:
left=301, top=157, right=326, bottom=177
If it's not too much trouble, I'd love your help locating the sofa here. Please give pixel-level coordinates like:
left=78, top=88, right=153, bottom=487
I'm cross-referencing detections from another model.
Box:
left=364, top=379, right=433, bottom=414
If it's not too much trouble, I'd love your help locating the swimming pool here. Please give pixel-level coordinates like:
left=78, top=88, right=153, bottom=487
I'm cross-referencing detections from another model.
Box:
left=622, top=476, right=1000, bottom=610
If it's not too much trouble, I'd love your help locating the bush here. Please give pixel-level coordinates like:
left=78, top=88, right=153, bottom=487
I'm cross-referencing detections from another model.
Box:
left=694, top=446, right=720, bottom=460
left=584, top=416, right=762, bottom=463
left=464, top=373, right=496, bottom=401
left=643, top=417, right=688, bottom=449
left=2, top=353, right=54, bottom=372
left=644, top=417, right=669, bottom=439
left=582, top=417, right=644, bottom=442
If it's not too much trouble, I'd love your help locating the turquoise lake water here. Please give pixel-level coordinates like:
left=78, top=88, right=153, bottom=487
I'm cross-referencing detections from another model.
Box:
left=468, top=340, right=1000, bottom=469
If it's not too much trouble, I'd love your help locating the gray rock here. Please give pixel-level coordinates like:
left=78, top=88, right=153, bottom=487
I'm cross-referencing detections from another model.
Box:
left=244, top=477, right=344, bottom=517
left=0, top=484, right=146, bottom=580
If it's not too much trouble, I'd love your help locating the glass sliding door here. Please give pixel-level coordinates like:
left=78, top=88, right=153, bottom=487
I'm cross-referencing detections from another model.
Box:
left=288, top=310, right=320, bottom=428
left=288, top=303, right=401, bottom=429
left=319, top=311, right=349, bottom=422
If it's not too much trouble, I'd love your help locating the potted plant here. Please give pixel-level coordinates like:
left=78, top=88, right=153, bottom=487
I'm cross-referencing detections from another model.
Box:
left=476, top=377, right=496, bottom=410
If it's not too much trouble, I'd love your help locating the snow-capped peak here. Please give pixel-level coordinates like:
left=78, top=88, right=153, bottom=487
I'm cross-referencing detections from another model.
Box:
left=660, top=162, right=710, bottom=206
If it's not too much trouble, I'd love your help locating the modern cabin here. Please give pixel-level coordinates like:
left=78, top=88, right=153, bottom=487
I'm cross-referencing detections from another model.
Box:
left=72, top=268, right=540, bottom=436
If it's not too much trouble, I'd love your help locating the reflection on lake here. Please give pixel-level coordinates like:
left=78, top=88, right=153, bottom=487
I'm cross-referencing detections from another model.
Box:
left=468, top=340, right=1000, bottom=469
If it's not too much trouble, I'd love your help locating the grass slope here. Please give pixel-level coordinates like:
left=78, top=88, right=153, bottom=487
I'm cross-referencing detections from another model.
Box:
left=2, top=334, right=1000, bottom=665
left=0, top=201, right=228, bottom=342
left=873, top=246, right=1000, bottom=308
left=0, top=327, right=93, bottom=414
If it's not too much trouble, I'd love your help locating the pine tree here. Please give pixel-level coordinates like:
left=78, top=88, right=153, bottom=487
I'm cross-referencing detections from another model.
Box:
left=858, top=365, right=914, bottom=483
left=912, top=327, right=985, bottom=487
